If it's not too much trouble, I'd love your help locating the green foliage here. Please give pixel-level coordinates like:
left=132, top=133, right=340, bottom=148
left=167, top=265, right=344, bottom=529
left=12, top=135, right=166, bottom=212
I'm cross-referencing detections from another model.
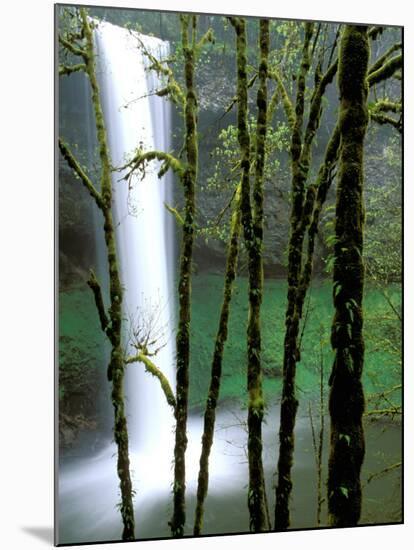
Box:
left=339, top=433, right=351, bottom=446
left=364, top=133, right=402, bottom=284
left=200, top=119, right=290, bottom=245
left=59, top=285, right=107, bottom=444
left=364, top=284, right=401, bottom=416
left=339, top=486, right=349, bottom=499
left=269, top=20, right=306, bottom=97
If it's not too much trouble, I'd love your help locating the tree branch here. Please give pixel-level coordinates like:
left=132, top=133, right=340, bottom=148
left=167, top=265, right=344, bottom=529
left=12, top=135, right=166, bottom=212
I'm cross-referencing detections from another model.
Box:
left=164, top=202, right=184, bottom=226
left=58, top=34, right=86, bottom=58
left=368, top=26, right=384, bottom=40
left=269, top=68, right=295, bottom=130
left=87, top=270, right=110, bottom=334
left=368, top=42, right=402, bottom=75
left=228, top=16, right=242, bottom=31
left=364, top=407, right=402, bottom=418
left=302, top=58, right=338, bottom=163
left=371, top=99, right=402, bottom=113
left=58, top=138, right=103, bottom=208
left=196, top=28, right=214, bottom=51
left=368, top=54, right=402, bottom=86
left=134, top=33, right=185, bottom=106
left=216, top=74, right=258, bottom=124
left=369, top=99, right=402, bottom=133
left=291, top=22, right=314, bottom=166
left=154, top=83, right=185, bottom=105
left=365, top=462, right=401, bottom=486
left=121, top=149, right=184, bottom=182
left=370, top=111, right=402, bottom=133
left=125, top=353, right=176, bottom=410
left=59, top=63, right=87, bottom=76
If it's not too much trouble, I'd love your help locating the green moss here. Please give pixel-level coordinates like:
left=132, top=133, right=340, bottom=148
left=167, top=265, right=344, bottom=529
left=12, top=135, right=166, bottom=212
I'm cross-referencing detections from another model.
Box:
left=193, top=185, right=242, bottom=536
left=171, top=14, right=199, bottom=539
left=230, top=17, right=268, bottom=532
left=328, top=24, right=370, bottom=528
left=367, top=54, right=402, bottom=87
left=274, top=21, right=315, bottom=532
left=60, top=10, right=135, bottom=540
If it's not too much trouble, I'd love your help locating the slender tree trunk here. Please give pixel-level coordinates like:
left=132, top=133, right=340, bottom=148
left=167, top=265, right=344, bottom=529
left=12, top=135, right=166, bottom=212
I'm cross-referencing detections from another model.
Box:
left=59, top=10, right=135, bottom=540
left=274, top=22, right=314, bottom=531
left=230, top=16, right=269, bottom=532
left=170, top=14, right=198, bottom=538
left=82, top=12, right=135, bottom=540
left=247, top=19, right=270, bottom=532
left=193, top=185, right=242, bottom=536
left=296, top=124, right=341, bottom=314
left=327, top=24, right=369, bottom=527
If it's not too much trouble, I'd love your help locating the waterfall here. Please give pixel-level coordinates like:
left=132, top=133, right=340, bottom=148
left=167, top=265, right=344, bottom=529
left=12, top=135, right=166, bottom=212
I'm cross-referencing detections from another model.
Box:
left=94, top=21, right=176, bottom=466
left=59, top=20, right=251, bottom=544
left=59, top=18, right=252, bottom=544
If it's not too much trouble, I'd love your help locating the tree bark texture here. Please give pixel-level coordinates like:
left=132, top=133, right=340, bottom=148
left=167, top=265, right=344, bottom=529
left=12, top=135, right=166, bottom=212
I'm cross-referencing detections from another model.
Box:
left=230, top=16, right=269, bottom=532
left=59, top=9, right=135, bottom=540
left=274, top=22, right=314, bottom=531
left=170, top=14, right=198, bottom=538
left=193, top=185, right=242, bottom=536
left=327, top=24, right=370, bottom=527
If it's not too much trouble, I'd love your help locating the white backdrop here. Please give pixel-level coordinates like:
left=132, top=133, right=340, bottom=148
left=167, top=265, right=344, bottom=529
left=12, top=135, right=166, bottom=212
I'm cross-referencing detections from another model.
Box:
left=0, top=0, right=411, bottom=549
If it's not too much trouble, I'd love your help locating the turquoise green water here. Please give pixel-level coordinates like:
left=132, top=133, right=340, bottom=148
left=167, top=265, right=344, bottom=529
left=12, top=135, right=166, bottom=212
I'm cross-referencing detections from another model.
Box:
left=59, top=274, right=401, bottom=413
left=58, top=274, right=402, bottom=543
left=189, top=273, right=401, bottom=410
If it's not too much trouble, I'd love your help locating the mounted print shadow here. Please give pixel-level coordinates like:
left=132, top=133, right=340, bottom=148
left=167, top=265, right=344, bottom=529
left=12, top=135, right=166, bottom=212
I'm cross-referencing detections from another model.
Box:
left=55, top=3, right=403, bottom=545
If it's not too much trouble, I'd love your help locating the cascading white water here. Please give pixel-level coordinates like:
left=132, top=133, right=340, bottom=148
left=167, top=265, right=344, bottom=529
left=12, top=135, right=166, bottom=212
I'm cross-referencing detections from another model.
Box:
left=94, top=21, right=176, bottom=464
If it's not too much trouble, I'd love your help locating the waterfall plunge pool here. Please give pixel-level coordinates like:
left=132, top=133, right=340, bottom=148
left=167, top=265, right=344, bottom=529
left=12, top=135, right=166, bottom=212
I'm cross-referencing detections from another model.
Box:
left=58, top=405, right=401, bottom=544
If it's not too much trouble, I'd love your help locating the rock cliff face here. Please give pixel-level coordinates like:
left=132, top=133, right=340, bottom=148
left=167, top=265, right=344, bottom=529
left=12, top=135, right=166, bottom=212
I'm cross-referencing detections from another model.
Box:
left=192, top=177, right=293, bottom=276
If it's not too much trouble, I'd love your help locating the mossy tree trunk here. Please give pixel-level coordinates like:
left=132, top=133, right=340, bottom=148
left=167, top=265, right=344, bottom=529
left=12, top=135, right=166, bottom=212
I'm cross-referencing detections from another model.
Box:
left=120, top=14, right=214, bottom=538
left=169, top=14, right=198, bottom=538
left=273, top=24, right=400, bottom=529
left=58, top=8, right=135, bottom=540
left=193, top=185, right=242, bottom=536
left=272, top=24, right=343, bottom=530
left=274, top=22, right=314, bottom=531
left=296, top=124, right=341, bottom=311
left=229, top=16, right=269, bottom=532
left=327, top=24, right=370, bottom=527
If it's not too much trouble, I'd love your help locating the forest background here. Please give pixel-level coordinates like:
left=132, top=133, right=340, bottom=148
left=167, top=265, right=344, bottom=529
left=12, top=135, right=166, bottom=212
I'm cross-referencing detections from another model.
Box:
left=0, top=0, right=412, bottom=550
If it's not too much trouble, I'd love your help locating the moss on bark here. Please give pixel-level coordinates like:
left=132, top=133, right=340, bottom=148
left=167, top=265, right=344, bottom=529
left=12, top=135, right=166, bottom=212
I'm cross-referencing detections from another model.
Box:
left=274, top=26, right=399, bottom=530
left=274, top=22, right=314, bottom=531
left=193, top=184, right=242, bottom=536
left=368, top=42, right=402, bottom=76
left=367, top=53, right=402, bottom=86
left=59, top=9, right=135, bottom=540
left=169, top=14, right=198, bottom=538
left=327, top=24, right=370, bottom=528
left=230, top=16, right=269, bottom=532
left=125, top=353, right=176, bottom=410
left=296, top=124, right=341, bottom=315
